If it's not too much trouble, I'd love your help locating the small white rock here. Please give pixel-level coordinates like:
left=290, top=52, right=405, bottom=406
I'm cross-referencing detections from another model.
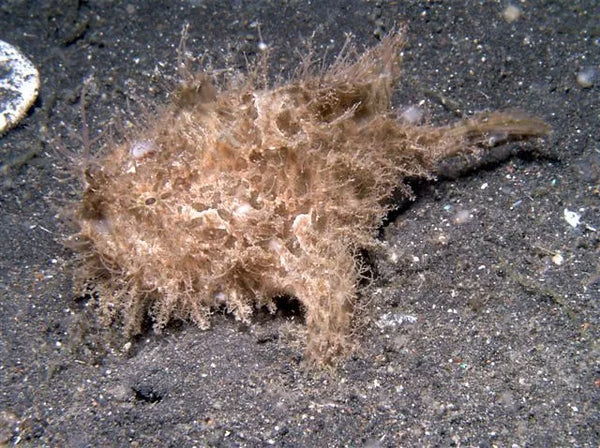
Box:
left=0, top=40, right=40, bottom=134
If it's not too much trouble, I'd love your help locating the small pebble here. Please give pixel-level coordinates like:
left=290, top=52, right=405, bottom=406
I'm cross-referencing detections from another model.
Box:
left=552, top=252, right=564, bottom=266
left=503, top=5, right=522, bottom=23
left=576, top=66, right=597, bottom=88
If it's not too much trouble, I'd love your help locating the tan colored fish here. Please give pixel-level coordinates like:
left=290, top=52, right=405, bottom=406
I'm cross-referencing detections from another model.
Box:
left=72, top=30, right=549, bottom=365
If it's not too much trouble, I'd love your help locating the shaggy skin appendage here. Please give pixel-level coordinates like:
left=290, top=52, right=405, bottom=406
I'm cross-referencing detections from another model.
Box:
left=73, top=31, right=549, bottom=365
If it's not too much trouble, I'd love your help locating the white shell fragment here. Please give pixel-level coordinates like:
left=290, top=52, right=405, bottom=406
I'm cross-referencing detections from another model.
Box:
left=0, top=40, right=40, bottom=134
left=563, top=208, right=581, bottom=228
left=552, top=252, right=564, bottom=266
left=376, top=312, right=418, bottom=329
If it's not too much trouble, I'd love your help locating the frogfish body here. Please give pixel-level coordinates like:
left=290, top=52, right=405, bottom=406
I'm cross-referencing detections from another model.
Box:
left=74, top=31, right=549, bottom=365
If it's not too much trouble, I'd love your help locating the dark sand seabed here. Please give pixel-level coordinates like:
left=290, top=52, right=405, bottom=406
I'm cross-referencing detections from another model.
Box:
left=1, top=1, right=598, bottom=446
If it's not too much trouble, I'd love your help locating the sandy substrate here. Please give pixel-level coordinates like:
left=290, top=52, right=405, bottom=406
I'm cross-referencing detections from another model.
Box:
left=1, top=1, right=598, bottom=446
